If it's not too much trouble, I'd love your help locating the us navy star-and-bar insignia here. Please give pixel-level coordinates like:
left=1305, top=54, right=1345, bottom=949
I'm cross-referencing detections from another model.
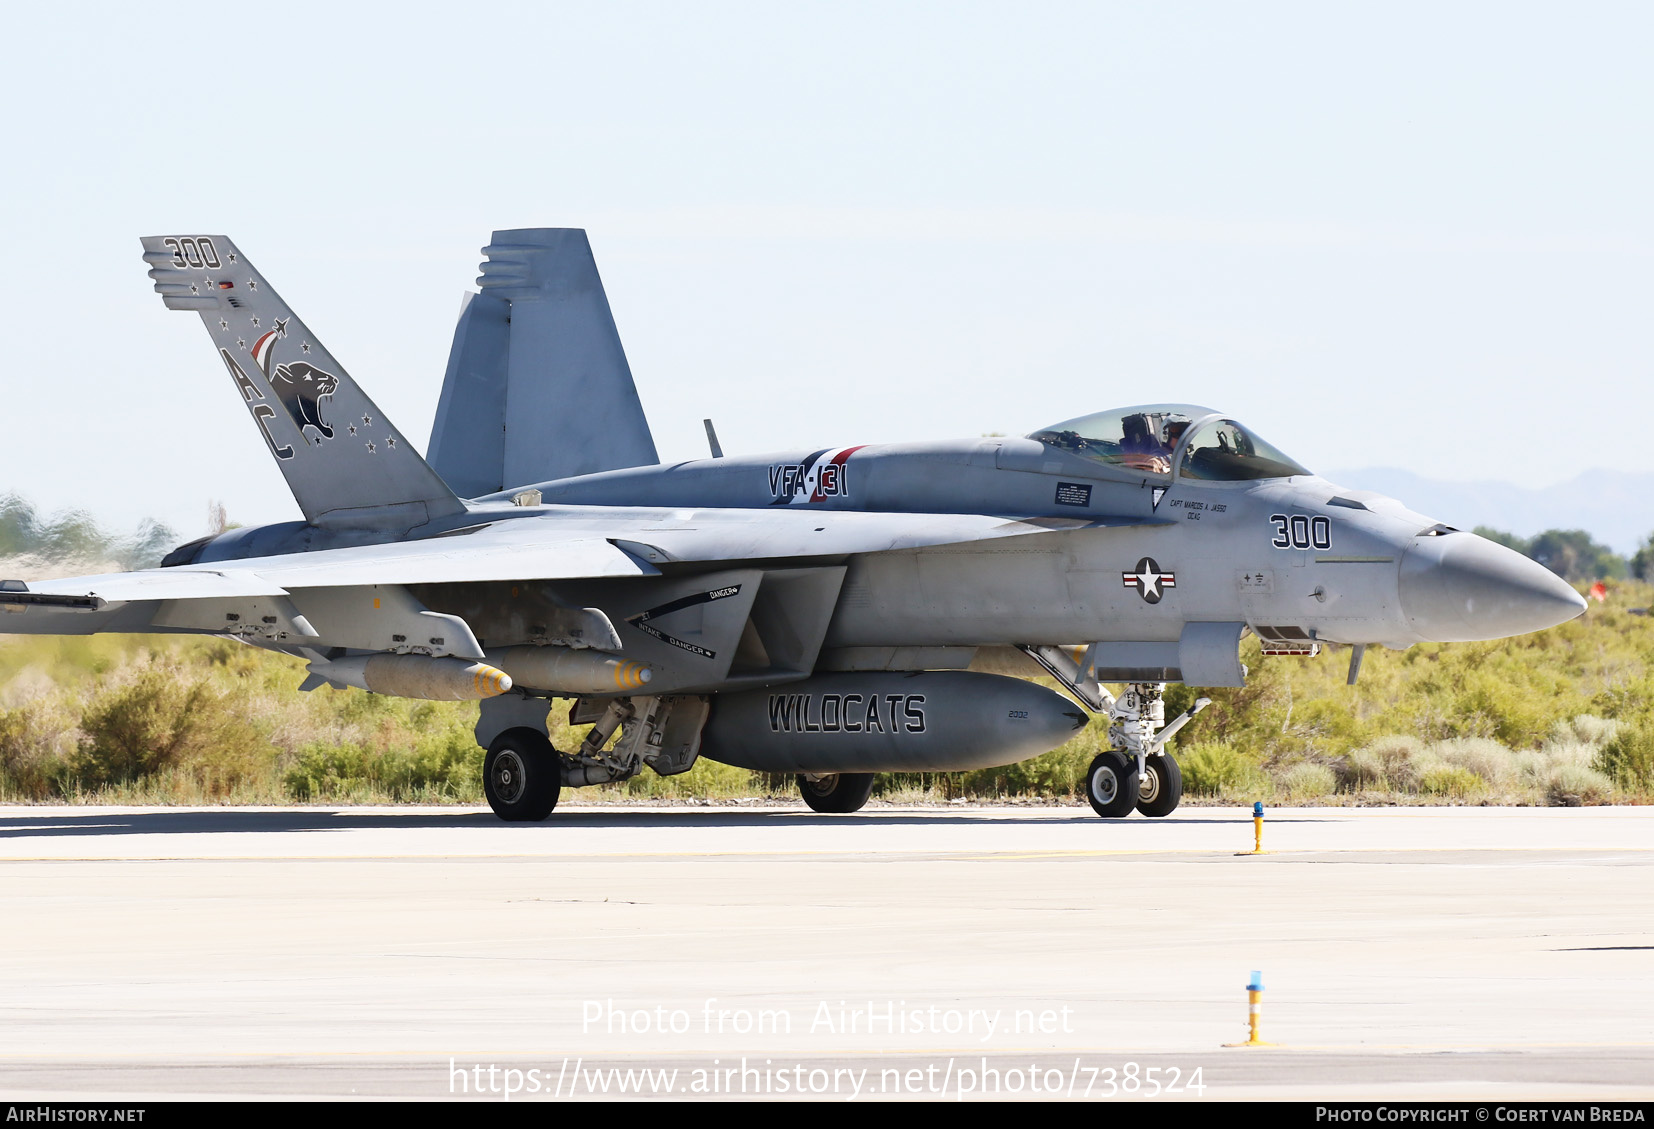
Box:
left=1123, top=557, right=1176, bottom=604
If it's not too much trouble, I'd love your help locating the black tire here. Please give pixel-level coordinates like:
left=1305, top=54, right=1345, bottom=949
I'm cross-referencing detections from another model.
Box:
left=1085, top=751, right=1140, bottom=818
left=1136, top=753, right=1182, bottom=818
left=797, top=772, right=876, bottom=814
left=484, top=728, right=561, bottom=822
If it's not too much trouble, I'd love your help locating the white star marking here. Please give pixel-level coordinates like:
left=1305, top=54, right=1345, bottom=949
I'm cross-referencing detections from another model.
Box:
left=1123, top=559, right=1176, bottom=601
left=1135, top=562, right=1166, bottom=598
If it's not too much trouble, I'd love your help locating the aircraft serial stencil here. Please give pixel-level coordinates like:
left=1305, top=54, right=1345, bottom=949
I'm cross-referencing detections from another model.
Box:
left=0, top=230, right=1587, bottom=821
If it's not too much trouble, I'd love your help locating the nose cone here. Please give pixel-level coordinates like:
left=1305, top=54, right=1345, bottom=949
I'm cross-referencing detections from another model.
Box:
left=1400, top=533, right=1588, bottom=642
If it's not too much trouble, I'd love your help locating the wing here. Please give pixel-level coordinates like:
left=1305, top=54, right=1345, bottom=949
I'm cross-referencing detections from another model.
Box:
left=14, top=506, right=1142, bottom=599
left=3, top=507, right=1163, bottom=662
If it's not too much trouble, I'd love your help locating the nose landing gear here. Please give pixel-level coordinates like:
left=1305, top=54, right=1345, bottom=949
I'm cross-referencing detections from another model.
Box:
left=1019, top=647, right=1211, bottom=821
left=1135, top=749, right=1183, bottom=818
left=1084, top=750, right=1139, bottom=818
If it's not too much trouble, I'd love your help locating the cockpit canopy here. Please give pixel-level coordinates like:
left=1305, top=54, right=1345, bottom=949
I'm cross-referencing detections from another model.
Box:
left=1027, top=403, right=1310, bottom=481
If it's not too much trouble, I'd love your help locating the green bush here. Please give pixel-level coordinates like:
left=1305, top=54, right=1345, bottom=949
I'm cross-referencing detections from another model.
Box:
left=0, top=702, right=74, bottom=799
left=1418, top=764, right=1486, bottom=799
left=1181, top=742, right=1263, bottom=796
left=1596, top=723, right=1654, bottom=792
left=1546, top=763, right=1614, bottom=806
left=1432, top=737, right=1514, bottom=787
left=73, top=667, right=271, bottom=794
left=284, top=725, right=484, bottom=802
left=1276, top=761, right=1337, bottom=801
left=1341, top=736, right=1425, bottom=792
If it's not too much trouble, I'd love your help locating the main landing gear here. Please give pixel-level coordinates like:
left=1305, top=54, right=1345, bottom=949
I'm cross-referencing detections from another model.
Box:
left=476, top=694, right=713, bottom=822
left=797, top=772, right=876, bottom=814
left=484, top=728, right=562, bottom=822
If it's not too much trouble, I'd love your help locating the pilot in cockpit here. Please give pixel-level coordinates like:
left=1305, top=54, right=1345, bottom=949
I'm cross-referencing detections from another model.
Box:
left=1117, top=413, right=1163, bottom=471
left=1119, top=413, right=1175, bottom=473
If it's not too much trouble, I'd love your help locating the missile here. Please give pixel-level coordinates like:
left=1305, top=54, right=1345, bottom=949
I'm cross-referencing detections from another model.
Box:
left=307, top=653, right=512, bottom=701
left=700, top=671, right=1088, bottom=773
left=487, top=646, right=652, bottom=694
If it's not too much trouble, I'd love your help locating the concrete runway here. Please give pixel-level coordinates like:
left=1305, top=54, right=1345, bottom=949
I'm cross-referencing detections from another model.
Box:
left=0, top=803, right=1651, bottom=1101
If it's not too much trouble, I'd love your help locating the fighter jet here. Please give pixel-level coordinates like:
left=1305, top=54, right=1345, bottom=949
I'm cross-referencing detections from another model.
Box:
left=0, top=231, right=1587, bottom=821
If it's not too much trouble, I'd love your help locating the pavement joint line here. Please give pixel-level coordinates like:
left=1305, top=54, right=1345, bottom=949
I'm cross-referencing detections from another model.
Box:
left=0, top=851, right=1202, bottom=863
left=4, top=845, right=1654, bottom=864
left=3, top=1041, right=1654, bottom=1061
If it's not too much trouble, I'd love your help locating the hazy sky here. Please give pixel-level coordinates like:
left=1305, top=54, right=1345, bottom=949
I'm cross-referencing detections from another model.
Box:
left=2, top=3, right=1649, bottom=540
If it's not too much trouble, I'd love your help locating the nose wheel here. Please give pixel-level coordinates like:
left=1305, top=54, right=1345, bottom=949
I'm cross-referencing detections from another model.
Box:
left=1085, top=751, right=1140, bottom=818
left=1136, top=753, right=1182, bottom=817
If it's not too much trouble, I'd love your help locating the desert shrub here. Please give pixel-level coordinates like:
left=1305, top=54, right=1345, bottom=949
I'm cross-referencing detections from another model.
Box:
left=284, top=724, right=484, bottom=802
left=1418, top=764, right=1486, bottom=799
left=1536, top=738, right=1598, bottom=769
left=1275, top=761, right=1337, bottom=801
left=0, top=702, right=76, bottom=799
left=284, top=744, right=372, bottom=801
left=1431, top=737, right=1514, bottom=786
left=1596, top=722, right=1654, bottom=792
left=1181, top=743, right=1259, bottom=796
left=1545, top=763, right=1615, bottom=806
left=72, top=667, right=271, bottom=793
left=1552, top=715, right=1621, bottom=748
left=1341, top=735, right=1425, bottom=791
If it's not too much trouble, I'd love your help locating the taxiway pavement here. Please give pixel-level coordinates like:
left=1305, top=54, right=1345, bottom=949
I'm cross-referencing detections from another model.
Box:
left=0, top=803, right=1650, bottom=1101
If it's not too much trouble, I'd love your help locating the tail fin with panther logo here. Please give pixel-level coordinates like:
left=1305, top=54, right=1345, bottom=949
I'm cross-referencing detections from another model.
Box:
left=140, top=235, right=466, bottom=529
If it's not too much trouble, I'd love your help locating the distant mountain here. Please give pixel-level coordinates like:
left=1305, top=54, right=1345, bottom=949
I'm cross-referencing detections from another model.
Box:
left=1326, top=468, right=1653, bottom=556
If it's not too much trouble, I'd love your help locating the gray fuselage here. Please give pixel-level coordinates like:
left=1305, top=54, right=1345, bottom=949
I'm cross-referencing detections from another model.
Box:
left=467, top=432, right=1578, bottom=660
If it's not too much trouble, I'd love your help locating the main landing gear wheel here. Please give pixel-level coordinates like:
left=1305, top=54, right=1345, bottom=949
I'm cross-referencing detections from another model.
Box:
left=797, top=772, right=876, bottom=814
left=484, top=728, right=561, bottom=822
left=1085, top=751, right=1140, bottom=818
left=1136, top=753, right=1183, bottom=818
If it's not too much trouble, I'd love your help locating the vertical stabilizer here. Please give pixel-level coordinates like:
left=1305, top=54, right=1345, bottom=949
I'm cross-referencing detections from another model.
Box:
left=141, top=235, right=466, bottom=529
left=428, top=291, right=510, bottom=499
left=427, top=229, right=659, bottom=497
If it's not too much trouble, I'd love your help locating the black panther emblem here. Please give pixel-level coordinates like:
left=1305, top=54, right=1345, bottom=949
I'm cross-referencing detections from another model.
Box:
left=269, top=361, right=339, bottom=445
